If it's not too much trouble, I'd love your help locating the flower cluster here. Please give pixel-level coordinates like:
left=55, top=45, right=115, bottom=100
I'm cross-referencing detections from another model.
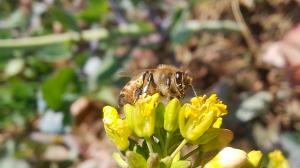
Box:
left=102, top=93, right=289, bottom=168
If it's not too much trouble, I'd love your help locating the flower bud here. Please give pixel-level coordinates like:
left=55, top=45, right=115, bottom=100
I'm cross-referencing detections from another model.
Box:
left=244, top=150, right=263, bottom=168
left=164, top=98, right=181, bottom=132
left=204, top=147, right=247, bottom=168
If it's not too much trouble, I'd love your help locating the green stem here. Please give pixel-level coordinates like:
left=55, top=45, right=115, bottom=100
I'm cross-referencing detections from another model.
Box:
left=146, top=138, right=154, bottom=153
left=170, top=139, right=188, bottom=159
left=164, top=132, right=172, bottom=156
left=157, top=128, right=165, bottom=150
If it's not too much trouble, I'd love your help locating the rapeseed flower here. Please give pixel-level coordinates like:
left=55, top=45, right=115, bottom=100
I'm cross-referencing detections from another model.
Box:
left=179, top=94, right=227, bottom=141
left=102, top=106, right=131, bottom=150
left=125, top=93, right=160, bottom=138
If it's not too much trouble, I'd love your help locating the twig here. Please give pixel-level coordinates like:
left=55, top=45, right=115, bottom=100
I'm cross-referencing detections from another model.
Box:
left=185, top=20, right=241, bottom=32
left=0, top=24, right=151, bottom=48
left=0, top=20, right=241, bottom=49
left=231, top=0, right=258, bottom=57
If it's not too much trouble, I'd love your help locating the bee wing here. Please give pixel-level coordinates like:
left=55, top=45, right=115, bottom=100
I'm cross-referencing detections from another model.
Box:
left=117, top=68, right=156, bottom=78
left=116, top=70, right=142, bottom=77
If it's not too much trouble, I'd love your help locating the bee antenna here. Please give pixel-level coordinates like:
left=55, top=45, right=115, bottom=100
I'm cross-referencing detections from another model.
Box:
left=190, top=84, right=198, bottom=97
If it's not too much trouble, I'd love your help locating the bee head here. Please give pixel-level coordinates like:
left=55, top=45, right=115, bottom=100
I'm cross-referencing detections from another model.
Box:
left=175, top=71, right=192, bottom=90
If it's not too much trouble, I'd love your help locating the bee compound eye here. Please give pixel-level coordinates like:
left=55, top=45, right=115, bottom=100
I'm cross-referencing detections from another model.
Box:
left=175, top=72, right=182, bottom=82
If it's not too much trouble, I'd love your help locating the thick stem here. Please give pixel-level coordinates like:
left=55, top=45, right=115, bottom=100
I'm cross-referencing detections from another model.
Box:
left=163, top=132, right=172, bottom=156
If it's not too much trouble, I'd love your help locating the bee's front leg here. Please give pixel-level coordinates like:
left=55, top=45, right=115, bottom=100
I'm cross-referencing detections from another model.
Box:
left=142, top=72, right=156, bottom=96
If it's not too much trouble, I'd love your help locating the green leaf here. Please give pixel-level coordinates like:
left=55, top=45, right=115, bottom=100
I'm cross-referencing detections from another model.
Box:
left=78, top=0, right=109, bottom=23
left=49, top=7, right=79, bottom=31
left=126, top=151, right=147, bottom=168
left=37, top=43, right=72, bottom=62
left=41, top=67, right=75, bottom=110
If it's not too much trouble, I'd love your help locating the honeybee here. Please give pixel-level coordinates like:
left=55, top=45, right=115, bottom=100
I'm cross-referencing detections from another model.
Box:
left=118, top=65, right=193, bottom=107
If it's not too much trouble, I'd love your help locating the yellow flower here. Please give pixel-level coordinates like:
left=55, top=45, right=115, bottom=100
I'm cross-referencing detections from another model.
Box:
left=267, top=150, right=290, bottom=168
left=126, top=93, right=160, bottom=138
left=103, top=106, right=132, bottom=150
left=179, top=94, right=227, bottom=141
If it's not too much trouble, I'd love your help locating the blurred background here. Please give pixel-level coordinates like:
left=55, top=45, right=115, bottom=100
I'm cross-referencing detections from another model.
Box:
left=0, top=0, right=300, bottom=167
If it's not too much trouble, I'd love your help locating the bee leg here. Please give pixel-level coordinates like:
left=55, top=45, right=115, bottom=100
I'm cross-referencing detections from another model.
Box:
left=133, top=87, right=143, bottom=103
left=142, top=72, right=154, bottom=95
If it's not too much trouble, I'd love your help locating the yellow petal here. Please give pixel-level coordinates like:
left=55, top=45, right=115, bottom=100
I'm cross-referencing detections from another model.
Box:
left=103, top=106, right=119, bottom=124
left=213, top=118, right=223, bottom=128
left=186, top=111, right=215, bottom=141
left=102, top=106, right=132, bottom=150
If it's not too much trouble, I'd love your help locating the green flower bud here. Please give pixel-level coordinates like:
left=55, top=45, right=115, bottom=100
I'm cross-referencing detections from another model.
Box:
left=126, top=151, right=147, bottom=168
left=164, top=98, right=181, bottom=132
